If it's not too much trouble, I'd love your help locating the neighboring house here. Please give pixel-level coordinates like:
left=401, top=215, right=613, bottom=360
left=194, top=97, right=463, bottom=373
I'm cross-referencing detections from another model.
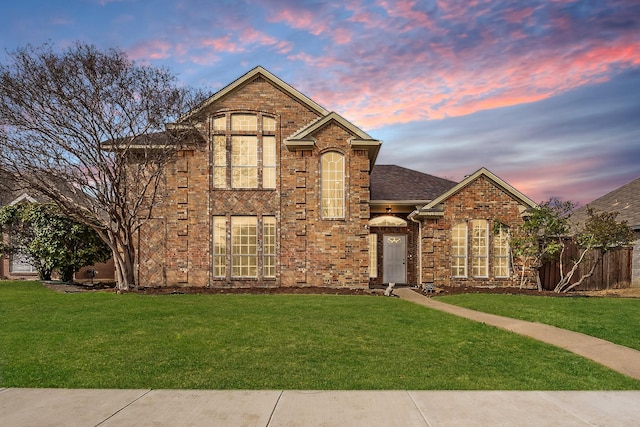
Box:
left=0, top=189, right=40, bottom=280
left=571, top=177, right=640, bottom=286
left=0, top=178, right=115, bottom=282
left=136, top=66, right=538, bottom=289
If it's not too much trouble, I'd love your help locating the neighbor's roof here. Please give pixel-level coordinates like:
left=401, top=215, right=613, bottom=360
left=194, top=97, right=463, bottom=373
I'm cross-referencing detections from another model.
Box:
left=370, top=165, right=457, bottom=201
left=572, top=176, right=640, bottom=229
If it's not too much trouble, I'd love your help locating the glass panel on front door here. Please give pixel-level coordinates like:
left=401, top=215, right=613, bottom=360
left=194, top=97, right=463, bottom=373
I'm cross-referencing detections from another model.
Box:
left=383, top=235, right=406, bottom=284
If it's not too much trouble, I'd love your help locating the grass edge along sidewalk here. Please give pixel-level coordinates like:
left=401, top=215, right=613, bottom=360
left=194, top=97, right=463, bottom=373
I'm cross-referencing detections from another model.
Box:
left=396, top=288, right=640, bottom=381
left=1, top=281, right=639, bottom=390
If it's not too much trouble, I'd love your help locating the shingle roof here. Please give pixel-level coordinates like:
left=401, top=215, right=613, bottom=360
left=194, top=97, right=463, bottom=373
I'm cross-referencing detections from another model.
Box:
left=370, top=165, right=457, bottom=201
left=572, top=176, right=640, bottom=229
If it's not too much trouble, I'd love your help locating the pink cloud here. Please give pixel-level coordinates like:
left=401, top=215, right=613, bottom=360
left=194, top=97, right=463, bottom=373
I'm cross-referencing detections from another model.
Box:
left=268, top=7, right=328, bottom=36
left=127, top=40, right=173, bottom=60
left=200, top=35, right=243, bottom=53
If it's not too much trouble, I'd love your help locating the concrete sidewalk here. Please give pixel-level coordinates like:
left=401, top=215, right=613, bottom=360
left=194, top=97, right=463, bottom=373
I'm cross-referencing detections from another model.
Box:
left=2, top=388, right=640, bottom=426
left=395, top=288, right=640, bottom=381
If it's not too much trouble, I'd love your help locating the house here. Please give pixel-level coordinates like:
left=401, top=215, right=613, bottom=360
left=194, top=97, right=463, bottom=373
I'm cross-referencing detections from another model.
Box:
left=0, top=172, right=115, bottom=282
left=135, top=66, right=537, bottom=289
left=571, top=177, right=640, bottom=286
left=0, top=171, right=39, bottom=279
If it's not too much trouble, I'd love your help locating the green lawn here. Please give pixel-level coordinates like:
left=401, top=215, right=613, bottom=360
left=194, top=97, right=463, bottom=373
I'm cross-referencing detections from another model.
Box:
left=437, top=293, right=640, bottom=351
left=1, top=281, right=639, bottom=390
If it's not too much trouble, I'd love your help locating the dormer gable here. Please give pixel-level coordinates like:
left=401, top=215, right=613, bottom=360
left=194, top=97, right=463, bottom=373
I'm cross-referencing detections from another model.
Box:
left=284, top=112, right=381, bottom=167
left=410, top=167, right=537, bottom=219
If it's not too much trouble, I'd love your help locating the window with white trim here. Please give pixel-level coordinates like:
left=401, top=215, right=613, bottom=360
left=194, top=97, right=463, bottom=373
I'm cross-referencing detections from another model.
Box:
left=493, top=225, right=510, bottom=277
left=472, top=220, right=489, bottom=277
left=369, top=233, right=378, bottom=278
left=231, top=136, right=257, bottom=188
left=213, top=216, right=276, bottom=279
left=213, top=216, right=226, bottom=277
left=231, top=216, right=257, bottom=277
left=10, top=253, right=37, bottom=274
left=451, top=222, right=468, bottom=277
left=321, top=152, right=344, bottom=219
left=263, top=216, right=276, bottom=278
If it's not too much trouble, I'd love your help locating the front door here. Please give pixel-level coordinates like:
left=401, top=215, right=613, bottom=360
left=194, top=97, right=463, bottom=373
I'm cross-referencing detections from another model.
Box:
left=383, top=234, right=406, bottom=284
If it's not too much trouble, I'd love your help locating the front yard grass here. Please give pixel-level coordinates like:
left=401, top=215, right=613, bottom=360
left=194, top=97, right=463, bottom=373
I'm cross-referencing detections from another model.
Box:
left=1, top=281, right=639, bottom=390
left=437, top=293, right=640, bottom=351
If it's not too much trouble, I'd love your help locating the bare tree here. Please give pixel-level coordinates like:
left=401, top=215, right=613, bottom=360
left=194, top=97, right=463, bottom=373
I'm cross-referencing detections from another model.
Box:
left=0, top=43, right=203, bottom=291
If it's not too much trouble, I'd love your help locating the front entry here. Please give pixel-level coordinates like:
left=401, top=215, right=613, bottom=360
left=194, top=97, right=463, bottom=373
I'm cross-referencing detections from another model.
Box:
left=383, top=234, right=406, bottom=284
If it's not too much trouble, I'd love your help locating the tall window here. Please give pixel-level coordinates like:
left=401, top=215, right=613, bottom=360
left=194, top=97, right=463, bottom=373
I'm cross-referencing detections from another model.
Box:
left=231, top=136, right=257, bottom=188
left=472, top=220, right=488, bottom=277
left=213, top=216, right=226, bottom=277
left=212, top=113, right=276, bottom=189
left=231, top=217, right=257, bottom=277
left=493, top=225, right=510, bottom=277
left=263, top=216, right=276, bottom=278
left=321, top=152, right=344, bottom=218
left=369, top=233, right=378, bottom=278
left=263, top=136, right=276, bottom=189
left=451, top=222, right=467, bottom=277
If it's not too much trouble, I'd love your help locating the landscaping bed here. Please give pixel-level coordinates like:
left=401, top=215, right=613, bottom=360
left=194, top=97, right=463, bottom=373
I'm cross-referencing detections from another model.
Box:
left=42, top=280, right=640, bottom=297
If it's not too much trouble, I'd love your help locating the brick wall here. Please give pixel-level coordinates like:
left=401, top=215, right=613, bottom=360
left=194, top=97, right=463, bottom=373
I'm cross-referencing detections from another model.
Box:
left=138, top=75, right=371, bottom=288
left=421, top=176, right=531, bottom=287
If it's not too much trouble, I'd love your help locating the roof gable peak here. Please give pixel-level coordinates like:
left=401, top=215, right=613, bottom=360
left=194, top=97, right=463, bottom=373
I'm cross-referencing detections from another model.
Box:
left=421, top=167, right=537, bottom=211
left=178, top=66, right=329, bottom=122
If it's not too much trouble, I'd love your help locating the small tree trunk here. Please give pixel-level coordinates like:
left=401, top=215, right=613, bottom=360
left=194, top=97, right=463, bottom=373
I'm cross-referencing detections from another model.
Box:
left=59, top=266, right=75, bottom=283
left=559, top=255, right=602, bottom=293
left=535, top=270, right=542, bottom=292
left=553, top=247, right=592, bottom=293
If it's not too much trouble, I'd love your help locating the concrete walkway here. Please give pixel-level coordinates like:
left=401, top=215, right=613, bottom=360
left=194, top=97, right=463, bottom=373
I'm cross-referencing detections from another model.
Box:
left=395, top=288, right=640, bottom=381
left=2, top=388, right=640, bottom=426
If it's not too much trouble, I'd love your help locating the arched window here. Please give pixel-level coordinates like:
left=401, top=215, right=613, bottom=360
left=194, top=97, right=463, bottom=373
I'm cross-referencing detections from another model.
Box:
left=321, top=152, right=344, bottom=219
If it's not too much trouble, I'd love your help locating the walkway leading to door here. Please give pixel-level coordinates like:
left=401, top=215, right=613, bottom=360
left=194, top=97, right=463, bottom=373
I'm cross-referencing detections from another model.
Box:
left=395, top=287, right=640, bottom=381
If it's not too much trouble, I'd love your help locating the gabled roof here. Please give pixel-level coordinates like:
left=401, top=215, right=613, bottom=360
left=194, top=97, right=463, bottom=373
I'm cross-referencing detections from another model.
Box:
left=285, top=112, right=381, bottom=166
left=412, top=167, right=537, bottom=218
left=370, top=165, right=457, bottom=202
left=571, top=176, right=640, bottom=230
left=9, top=193, right=37, bottom=205
left=178, top=66, right=329, bottom=123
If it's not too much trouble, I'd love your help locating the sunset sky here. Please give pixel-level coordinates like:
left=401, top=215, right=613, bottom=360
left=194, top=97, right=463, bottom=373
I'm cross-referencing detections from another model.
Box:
left=1, top=0, right=639, bottom=205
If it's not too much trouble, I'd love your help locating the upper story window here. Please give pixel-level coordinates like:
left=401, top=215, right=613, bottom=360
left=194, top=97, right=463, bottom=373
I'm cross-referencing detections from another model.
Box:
left=321, top=152, right=345, bottom=219
left=212, top=113, right=276, bottom=189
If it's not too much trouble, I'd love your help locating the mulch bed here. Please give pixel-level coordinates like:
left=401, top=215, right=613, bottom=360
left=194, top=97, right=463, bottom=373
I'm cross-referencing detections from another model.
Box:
left=44, top=281, right=574, bottom=297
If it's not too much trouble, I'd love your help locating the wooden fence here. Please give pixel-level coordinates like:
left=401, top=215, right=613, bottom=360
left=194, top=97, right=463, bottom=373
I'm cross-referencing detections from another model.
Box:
left=539, top=240, right=633, bottom=291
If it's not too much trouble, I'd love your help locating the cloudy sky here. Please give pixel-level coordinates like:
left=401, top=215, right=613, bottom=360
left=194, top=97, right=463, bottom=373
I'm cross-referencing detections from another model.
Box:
left=1, top=0, right=639, bottom=205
